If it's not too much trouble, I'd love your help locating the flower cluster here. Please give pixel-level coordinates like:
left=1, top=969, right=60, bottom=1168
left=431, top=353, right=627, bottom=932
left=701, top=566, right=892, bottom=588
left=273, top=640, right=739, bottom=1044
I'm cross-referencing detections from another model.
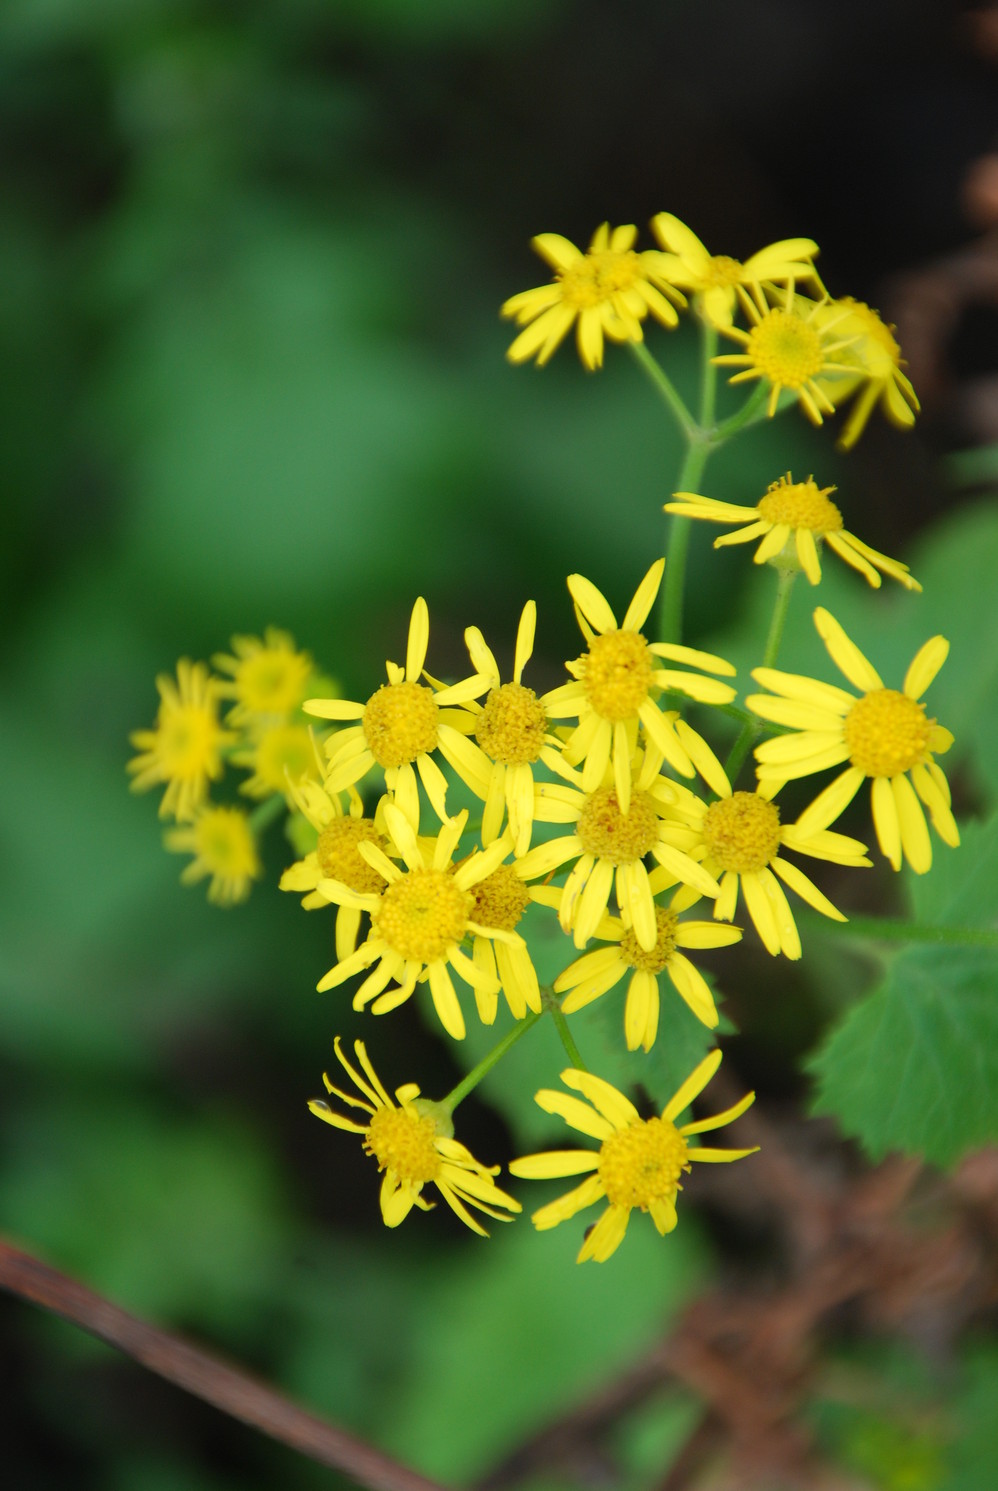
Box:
left=129, top=207, right=960, bottom=1265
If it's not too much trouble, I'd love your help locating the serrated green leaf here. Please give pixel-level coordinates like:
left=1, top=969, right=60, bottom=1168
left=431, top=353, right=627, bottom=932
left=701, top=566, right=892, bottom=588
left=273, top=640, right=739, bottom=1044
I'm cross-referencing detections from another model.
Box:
left=905, top=813, right=998, bottom=931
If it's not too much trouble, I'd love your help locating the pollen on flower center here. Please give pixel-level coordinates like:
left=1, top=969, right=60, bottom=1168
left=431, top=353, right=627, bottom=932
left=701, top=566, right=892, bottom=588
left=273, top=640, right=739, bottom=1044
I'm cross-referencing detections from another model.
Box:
left=364, top=1105, right=441, bottom=1184
left=581, top=630, right=655, bottom=721
left=757, top=475, right=842, bottom=533
left=598, top=1117, right=690, bottom=1209
left=317, top=817, right=387, bottom=894
left=475, top=682, right=547, bottom=764
left=373, top=867, right=473, bottom=962
left=706, top=254, right=742, bottom=287
left=471, top=865, right=530, bottom=932
left=844, top=689, right=933, bottom=777
left=747, top=310, right=824, bottom=387
left=362, top=681, right=438, bottom=769
left=558, top=250, right=642, bottom=307
left=702, top=792, right=782, bottom=872
left=619, top=906, right=679, bottom=973
left=577, top=788, right=660, bottom=864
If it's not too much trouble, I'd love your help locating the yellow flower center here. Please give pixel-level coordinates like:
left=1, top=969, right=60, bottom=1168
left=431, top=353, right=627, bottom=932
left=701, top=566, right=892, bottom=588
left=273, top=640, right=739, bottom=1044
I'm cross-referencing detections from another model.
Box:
left=364, top=1106, right=441, bottom=1184
left=746, top=309, right=824, bottom=388
left=193, top=807, right=258, bottom=877
left=580, top=630, right=655, bottom=722
left=705, top=254, right=743, bottom=287
left=317, top=817, right=387, bottom=894
left=235, top=647, right=311, bottom=715
left=251, top=724, right=318, bottom=792
left=702, top=792, right=781, bottom=872
left=471, top=865, right=530, bottom=932
left=576, top=788, right=660, bottom=865
left=558, top=250, right=643, bottom=308
left=843, top=689, right=933, bottom=778
left=362, top=681, right=438, bottom=769
left=757, top=475, right=842, bottom=534
left=619, top=906, right=678, bottom=973
left=475, top=682, right=547, bottom=765
left=373, top=867, right=472, bottom=962
left=598, top=1117, right=690, bottom=1209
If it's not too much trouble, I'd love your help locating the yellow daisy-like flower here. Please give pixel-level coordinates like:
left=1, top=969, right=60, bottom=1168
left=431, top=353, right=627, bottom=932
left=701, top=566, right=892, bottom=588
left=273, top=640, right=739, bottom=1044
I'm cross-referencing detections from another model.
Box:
left=164, top=804, right=261, bottom=905
left=713, top=287, right=860, bottom=423
left=128, top=659, right=235, bottom=822
left=234, top=721, right=323, bottom=802
left=658, top=773, right=871, bottom=958
left=304, top=597, right=487, bottom=828
left=309, top=1037, right=520, bottom=1236
left=552, top=872, right=741, bottom=1049
left=520, top=759, right=721, bottom=953
left=543, top=559, right=737, bottom=814
left=666, top=473, right=921, bottom=591
left=810, top=296, right=920, bottom=450
left=748, top=608, right=959, bottom=874
left=501, top=222, right=684, bottom=371
left=466, top=863, right=542, bottom=1023
left=213, top=628, right=314, bottom=726
left=509, top=1051, right=757, bottom=1263
left=313, top=803, right=518, bottom=1040
left=648, top=212, right=819, bottom=329
left=279, top=778, right=389, bottom=960
left=449, top=601, right=575, bottom=857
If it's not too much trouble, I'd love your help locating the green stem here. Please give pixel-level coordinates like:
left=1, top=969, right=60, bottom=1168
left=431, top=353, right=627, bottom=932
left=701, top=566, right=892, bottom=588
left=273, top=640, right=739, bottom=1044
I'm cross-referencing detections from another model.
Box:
left=439, top=1008, right=542, bottom=1114
left=724, top=567, right=798, bottom=786
left=828, top=916, right=998, bottom=949
left=713, top=380, right=770, bottom=442
left=626, top=340, right=698, bottom=437
left=660, top=438, right=712, bottom=646
left=698, top=318, right=718, bottom=430
left=543, top=988, right=588, bottom=1070
left=249, top=793, right=286, bottom=834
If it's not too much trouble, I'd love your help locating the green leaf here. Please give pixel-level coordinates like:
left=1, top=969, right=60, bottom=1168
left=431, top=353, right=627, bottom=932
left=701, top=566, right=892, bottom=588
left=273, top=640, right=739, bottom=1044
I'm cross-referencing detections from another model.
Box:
left=809, top=817, right=998, bottom=1166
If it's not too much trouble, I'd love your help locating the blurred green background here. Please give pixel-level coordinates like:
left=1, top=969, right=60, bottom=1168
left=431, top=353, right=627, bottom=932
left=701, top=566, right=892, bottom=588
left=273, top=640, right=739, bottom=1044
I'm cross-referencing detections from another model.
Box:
left=2, top=2, right=997, bottom=1488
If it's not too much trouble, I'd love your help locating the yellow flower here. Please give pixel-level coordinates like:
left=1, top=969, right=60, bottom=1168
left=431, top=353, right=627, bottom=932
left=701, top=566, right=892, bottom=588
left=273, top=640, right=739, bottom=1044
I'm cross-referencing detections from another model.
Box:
left=748, top=607, right=959, bottom=874
left=542, top=559, right=736, bottom=814
left=165, top=804, right=261, bottom=905
left=666, top=473, right=921, bottom=591
left=810, top=296, right=920, bottom=450
left=658, top=772, right=871, bottom=958
left=309, top=1037, right=520, bottom=1235
left=501, top=222, right=684, bottom=370
left=713, top=288, right=861, bottom=423
left=449, top=601, right=576, bottom=857
left=304, top=597, right=487, bottom=827
left=128, top=659, right=235, bottom=822
left=313, top=803, right=519, bottom=1040
left=213, top=628, right=314, bottom=726
left=234, top=721, right=323, bottom=802
left=466, top=863, right=542, bottom=1023
left=519, top=758, right=721, bottom=953
left=553, top=873, right=741, bottom=1048
left=509, top=1051, right=756, bottom=1263
left=649, top=212, right=819, bottom=329
left=279, top=778, right=390, bottom=960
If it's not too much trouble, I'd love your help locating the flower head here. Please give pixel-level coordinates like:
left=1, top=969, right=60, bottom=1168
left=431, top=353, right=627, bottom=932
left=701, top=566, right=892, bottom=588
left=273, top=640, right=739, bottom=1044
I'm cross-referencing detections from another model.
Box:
left=213, top=628, right=314, bottom=726
left=502, top=223, right=684, bottom=370
left=313, top=803, right=520, bottom=1040
left=165, top=804, right=261, bottom=905
left=304, top=598, right=486, bottom=827
left=667, top=474, right=920, bottom=590
left=280, top=778, right=389, bottom=959
left=810, top=297, right=920, bottom=450
left=310, top=1038, right=520, bottom=1235
left=553, top=874, right=741, bottom=1049
left=748, top=608, right=959, bottom=874
left=713, top=289, right=861, bottom=423
left=658, top=771, right=870, bottom=958
left=649, top=212, right=819, bottom=328
left=509, top=1051, right=757, bottom=1263
left=128, top=659, right=235, bottom=822
left=542, top=560, right=737, bottom=813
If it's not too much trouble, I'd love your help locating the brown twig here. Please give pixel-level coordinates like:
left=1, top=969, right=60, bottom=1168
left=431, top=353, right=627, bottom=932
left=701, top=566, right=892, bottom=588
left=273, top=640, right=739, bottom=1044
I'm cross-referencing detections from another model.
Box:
left=0, top=1235, right=452, bottom=1491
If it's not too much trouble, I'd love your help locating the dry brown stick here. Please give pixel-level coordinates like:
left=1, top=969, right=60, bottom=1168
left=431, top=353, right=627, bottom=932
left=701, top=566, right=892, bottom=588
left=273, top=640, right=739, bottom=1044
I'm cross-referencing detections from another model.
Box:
left=0, top=1235, right=452, bottom=1491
